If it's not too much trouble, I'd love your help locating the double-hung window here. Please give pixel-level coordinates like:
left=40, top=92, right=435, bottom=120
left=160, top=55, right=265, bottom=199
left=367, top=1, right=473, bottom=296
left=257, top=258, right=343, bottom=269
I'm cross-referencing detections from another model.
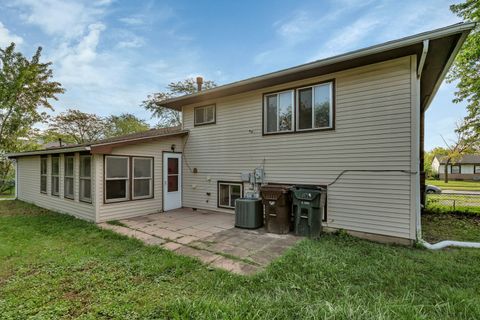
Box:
left=80, top=156, right=92, bottom=203
left=105, top=156, right=129, bottom=202
left=64, top=155, right=74, bottom=199
left=218, top=182, right=242, bottom=209
left=51, top=156, right=60, bottom=196
left=264, top=91, right=294, bottom=134
left=40, top=157, right=47, bottom=193
left=132, top=157, right=153, bottom=199
left=194, top=104, right=215, bottom=126
left=475, top=165, right=480, bottom=174
left=297, top=82, right=333, bottom=130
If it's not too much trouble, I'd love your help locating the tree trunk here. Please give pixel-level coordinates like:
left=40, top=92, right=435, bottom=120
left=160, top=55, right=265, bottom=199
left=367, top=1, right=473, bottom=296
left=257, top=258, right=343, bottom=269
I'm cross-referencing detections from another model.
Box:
left=444, top=158, right=450, bottom=183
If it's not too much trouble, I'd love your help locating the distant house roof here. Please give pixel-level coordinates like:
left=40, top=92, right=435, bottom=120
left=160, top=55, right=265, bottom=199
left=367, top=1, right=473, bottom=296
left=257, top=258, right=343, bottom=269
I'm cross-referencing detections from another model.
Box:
left=161, top=23, right=475, bottom=112
left=7, top=127, right=188, bottom=158
left=435, top=155, right=480, bottom=164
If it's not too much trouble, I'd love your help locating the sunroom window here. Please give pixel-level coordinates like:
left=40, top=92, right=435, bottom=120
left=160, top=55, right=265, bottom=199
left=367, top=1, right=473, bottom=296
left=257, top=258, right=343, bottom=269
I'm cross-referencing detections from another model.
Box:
left=194, top=104, right=215, bottom=126
left=51, top=156, right=60, bottom=196
left=80, top=156, right=92, bottom=203
left=264, top=91, right=294, bottom=134
left=218, top=182, right=242, bottom=209
left=64, top=155, right=74, bottom=199
left=132, top=157, right=153, bottom=199
left=105, top=156, right=129, bottom=202
left=297, top=82, right=333, bottom=130
left=40, top=157, right=47, bottom=193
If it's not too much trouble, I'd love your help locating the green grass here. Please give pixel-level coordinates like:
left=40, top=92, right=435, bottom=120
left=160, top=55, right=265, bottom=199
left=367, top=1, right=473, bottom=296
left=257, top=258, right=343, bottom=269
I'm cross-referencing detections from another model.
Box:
left=422, top=212, right=480, bottom=243
left=1, top=201, right=480, bottom=319
left=426, top=179, right=480, bottom=191
left=426, top=194, right=480, bottom=215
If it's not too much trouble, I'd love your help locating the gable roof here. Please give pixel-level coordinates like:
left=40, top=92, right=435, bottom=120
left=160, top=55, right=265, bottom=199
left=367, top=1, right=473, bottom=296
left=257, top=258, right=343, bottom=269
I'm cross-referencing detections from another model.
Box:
left=7, top=127, right=188, bottom=158
left=435, top=154, right=480, bottom=164
left=161, top=23, right=475, bottom=112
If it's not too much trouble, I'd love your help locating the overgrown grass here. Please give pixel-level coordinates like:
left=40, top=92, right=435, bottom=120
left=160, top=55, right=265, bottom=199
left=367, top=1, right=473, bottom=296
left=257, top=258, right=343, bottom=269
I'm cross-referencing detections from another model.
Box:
left=1, top=200, right=480, bottom=319
left=422, top=211, right=480, bottom=243
left=426, top=179, right=480, bottom=191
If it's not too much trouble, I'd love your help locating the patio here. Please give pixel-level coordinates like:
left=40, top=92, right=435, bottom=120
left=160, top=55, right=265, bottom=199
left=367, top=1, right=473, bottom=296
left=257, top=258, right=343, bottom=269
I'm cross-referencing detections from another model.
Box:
left=98, top=208, right=301, bottom=275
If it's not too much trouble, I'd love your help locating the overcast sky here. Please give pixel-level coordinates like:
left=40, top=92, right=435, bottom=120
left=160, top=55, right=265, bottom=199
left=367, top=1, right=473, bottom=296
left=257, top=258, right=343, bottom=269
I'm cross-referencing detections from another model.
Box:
left=0, top=0, right=468, bottom=150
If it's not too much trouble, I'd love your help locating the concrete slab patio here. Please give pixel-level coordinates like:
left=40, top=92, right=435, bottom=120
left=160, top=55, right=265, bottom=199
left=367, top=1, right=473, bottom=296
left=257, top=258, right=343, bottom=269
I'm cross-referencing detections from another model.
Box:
left=98, top=208, right=301, bottom=275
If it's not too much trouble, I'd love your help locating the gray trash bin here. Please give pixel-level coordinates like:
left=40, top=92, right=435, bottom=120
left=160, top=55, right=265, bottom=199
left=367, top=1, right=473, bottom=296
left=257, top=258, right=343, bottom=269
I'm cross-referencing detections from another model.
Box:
left=235, top=198, right=263, bottom=229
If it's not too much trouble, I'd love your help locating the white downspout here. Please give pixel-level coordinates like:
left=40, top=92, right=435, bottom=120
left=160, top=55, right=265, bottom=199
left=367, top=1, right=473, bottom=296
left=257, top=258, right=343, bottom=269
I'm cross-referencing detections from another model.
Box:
left=416, top=39, right=480, bottom=250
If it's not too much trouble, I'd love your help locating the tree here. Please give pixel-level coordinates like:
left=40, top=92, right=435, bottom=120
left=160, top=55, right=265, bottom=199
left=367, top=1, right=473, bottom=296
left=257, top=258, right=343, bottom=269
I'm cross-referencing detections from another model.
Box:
left=105, top=113, right=150, bottom=137
left=142, top=78, right=217, bottom=127
left=441, top=121, right=479, bottom=183
left=448, top=1, right=480, bottom=138
left=0, top=43, right=64, bottom=192
left=48, top=109, right=106, bottom=144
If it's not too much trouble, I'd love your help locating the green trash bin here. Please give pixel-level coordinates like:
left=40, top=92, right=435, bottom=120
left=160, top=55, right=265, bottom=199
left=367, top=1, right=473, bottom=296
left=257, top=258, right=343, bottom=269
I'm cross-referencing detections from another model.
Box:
left=292, top=186, right=326, bottom=238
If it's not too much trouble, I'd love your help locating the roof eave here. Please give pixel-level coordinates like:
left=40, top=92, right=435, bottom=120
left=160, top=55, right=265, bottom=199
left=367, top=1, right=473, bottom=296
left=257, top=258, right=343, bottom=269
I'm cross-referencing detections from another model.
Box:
left=6, top=146, right=91, bottom=158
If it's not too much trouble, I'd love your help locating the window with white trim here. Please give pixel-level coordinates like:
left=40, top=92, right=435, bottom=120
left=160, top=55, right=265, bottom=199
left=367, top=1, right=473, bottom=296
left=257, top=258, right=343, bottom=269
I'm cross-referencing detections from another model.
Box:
left=264, top=90, right=294, bottom=134
left=51, top=156, right=60, bottom=196
left=80, top=156, right=92, bottom=203
left=218, top=182, right=242, bottom=209
left=297, top=82, right=333, bottom=130
left=40, top=157, right=47, bottom=193
left=64, top=155, right=74, bottom=199
left=194, top=104, right=215, bottom=126
left=132, top=157, right=153, bottom=199
left=105, top=156, right=129, bottom=202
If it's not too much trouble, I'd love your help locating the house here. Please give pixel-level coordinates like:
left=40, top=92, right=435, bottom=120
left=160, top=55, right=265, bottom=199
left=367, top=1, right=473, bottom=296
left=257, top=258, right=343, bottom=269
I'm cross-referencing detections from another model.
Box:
left=432, top=155, right=480, bottom=181
left=7, top=23, right=475, bottom=245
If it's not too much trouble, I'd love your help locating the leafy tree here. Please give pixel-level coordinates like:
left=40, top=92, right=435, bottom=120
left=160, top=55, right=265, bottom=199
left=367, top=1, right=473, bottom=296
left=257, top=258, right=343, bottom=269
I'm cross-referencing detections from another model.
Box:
left=105, top=113, right=150, bottom=137
left=0, top=43, right=64, bottom=192
left=448, top=1, right=480, bottom=137
left=48, top=109, right=107, bottom=144
left=143, top=78, right=217, bottom=127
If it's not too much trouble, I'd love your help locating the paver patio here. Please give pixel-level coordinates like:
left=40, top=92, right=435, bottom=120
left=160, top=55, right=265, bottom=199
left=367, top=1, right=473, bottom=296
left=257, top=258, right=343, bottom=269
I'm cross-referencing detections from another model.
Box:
left=98, top=208, right=300, bottom=275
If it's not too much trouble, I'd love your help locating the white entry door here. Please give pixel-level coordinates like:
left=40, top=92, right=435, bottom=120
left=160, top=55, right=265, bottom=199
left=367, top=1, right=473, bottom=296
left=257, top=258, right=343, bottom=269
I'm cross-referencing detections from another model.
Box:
left=163, top=152, right=182, bottom=211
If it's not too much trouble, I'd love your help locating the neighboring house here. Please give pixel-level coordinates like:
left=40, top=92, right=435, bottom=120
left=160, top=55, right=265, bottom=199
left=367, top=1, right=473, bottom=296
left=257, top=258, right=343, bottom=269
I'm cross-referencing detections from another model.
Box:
left=432, top=155, right=480, bottom=181
left=7, top=23, right=475, bottom=245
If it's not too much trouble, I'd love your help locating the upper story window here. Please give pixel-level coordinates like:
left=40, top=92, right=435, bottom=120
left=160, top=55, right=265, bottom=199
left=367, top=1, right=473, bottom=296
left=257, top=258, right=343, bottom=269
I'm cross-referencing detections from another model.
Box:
left=263, top=81, right=335, bottom=135
left=264, top=90, right=294, bottom=134
left=51, top=156, right=60, bottom=196
left=297, top=82, right=333, bottom=131
left=64, top=155, right=74, bottom=199
left=194, top=104, right=215, bottom=126
left=40, top=157, right=47, bottom=194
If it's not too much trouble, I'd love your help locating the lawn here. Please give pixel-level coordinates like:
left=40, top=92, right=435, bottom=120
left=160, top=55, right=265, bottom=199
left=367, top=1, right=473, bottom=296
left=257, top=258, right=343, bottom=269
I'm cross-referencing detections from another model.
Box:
left=1, top=201, right=480, bottom=319
left=426, top=179, right=480, bottom=191
left=422, top=212, right=480, bottom=243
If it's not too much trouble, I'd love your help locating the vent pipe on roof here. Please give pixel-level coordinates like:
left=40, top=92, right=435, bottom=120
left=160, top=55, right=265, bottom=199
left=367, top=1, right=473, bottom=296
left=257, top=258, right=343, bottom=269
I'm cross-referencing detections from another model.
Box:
left=196, top=76, right=203, bottom=91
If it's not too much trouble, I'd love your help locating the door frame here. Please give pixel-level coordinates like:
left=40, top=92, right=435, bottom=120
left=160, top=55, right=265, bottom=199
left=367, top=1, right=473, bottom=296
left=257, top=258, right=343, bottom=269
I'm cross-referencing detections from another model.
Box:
left=162, top=151, right=183, bottom=211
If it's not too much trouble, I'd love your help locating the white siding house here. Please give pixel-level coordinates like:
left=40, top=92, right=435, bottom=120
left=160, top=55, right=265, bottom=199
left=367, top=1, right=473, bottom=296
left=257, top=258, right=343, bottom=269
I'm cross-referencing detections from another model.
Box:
left=8, top=23, right=475, bottom=244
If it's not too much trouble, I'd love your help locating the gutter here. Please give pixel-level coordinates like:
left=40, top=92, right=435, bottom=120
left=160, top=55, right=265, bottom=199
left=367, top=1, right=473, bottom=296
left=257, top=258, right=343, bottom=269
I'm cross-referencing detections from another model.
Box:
left=6, top=146, right=91, bottom=158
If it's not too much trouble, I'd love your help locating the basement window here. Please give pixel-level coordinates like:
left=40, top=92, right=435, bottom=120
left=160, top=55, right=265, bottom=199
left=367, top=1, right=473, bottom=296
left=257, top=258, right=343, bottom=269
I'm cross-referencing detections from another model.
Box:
left=51, top=156, right=60, bottom=196
left=194, top=104, right=215, bottom=126
left=105, top=156, right=129, bottom=202
left=218, top=182, right=242, bottom=209
left=264, top=90, right=294, bottom=134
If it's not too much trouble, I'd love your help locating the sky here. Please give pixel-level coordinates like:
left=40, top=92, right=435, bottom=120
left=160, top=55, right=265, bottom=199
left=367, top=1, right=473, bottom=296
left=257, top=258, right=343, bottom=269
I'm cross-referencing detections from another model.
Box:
left=0, top=0, right=469, bottom=150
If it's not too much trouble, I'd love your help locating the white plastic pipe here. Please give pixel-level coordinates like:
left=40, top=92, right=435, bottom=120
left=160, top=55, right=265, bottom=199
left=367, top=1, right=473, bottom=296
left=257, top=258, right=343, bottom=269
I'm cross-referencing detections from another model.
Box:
left=419, top=239, right=480, bottom=250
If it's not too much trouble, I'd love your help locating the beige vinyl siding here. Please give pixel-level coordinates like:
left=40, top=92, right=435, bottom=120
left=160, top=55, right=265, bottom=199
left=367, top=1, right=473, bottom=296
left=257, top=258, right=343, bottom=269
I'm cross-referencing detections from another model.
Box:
left=96, top=137, right=183, bottom=222
left=16, top=154, right=95, bottom=221
left=181, top=56, right=417, bottom=239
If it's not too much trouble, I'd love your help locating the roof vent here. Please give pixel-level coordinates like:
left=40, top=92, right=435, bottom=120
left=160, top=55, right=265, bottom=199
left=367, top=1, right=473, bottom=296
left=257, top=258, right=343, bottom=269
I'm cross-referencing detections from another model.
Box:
left=196, top=76, right=203, bottom=91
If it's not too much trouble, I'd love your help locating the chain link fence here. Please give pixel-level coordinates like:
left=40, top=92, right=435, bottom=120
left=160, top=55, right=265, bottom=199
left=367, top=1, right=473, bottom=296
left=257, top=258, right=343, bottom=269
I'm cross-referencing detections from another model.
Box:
left=425, top=192, right=480, bottom=215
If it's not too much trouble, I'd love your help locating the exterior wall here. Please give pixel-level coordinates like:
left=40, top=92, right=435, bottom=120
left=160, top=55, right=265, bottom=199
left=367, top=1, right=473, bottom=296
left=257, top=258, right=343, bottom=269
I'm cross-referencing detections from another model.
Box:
left=431, top=157, right=440, bottom=173
left=181, top=56, right=418, bottom=240
left=96, top=137, right=183, bottom=222
left=16, top=153, right=96, bottom=221
left=438, top=164, right=480, bottom=181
